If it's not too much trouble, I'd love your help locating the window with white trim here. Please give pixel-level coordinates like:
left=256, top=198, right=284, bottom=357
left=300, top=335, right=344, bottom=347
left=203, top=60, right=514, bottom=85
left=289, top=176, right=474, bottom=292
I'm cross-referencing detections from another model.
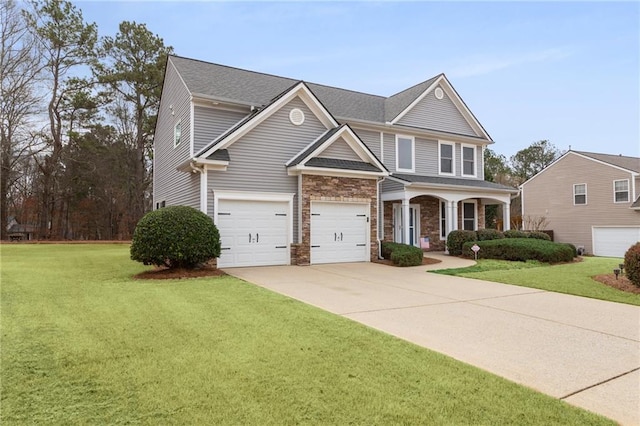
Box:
left=573, top=184, right=586, bottom=205
left=614, top=179, right=629, bottom=203
left=174, top=120, right=181, bottom=147
left=462, top=144, right=476, bottom=177
left=440, top=201, right=447, bottom=239
left=462, top=201, right=476, bottom=231
left=439, top=141, right=454, bottom=175
left=396, top=135, right=414, bottom=172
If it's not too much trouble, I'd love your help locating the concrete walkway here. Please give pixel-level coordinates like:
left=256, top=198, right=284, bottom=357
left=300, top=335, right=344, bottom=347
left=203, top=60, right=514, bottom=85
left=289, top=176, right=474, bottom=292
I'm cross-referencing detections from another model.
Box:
left=224, top=258, right=640, bottom=425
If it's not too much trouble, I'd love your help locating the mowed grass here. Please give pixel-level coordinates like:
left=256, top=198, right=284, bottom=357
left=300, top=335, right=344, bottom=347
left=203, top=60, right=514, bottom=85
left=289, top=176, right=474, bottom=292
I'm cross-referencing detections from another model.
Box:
left=1, top=245, right=613, bottom=425
left=433, top=257, right=640, bottom=306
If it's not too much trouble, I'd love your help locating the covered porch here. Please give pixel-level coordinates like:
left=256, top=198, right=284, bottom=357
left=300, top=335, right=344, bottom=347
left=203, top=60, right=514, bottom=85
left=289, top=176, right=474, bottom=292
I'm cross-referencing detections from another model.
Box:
left=380, top=176, right=517, bottom=251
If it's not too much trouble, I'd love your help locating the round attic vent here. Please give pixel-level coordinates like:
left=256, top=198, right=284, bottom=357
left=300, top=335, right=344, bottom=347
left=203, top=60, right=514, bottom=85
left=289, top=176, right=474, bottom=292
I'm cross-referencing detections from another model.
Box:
left=434, top=87, right=444, bottom=100
left=289, top=108, right=305, bottom=126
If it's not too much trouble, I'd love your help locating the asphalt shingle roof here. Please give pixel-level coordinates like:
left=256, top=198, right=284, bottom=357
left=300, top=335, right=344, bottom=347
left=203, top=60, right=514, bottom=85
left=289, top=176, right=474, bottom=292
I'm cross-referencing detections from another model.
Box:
left=392, top=173, right=518, bottom=192
left=306, top=158, right=383, bottom=173
left=631, top=196, right=640, bottom=209
left=287, top=126, right=343, bottom=167
left=170, top=55, right=441, bottom=124
left=574, top=151, right=640, bottom=173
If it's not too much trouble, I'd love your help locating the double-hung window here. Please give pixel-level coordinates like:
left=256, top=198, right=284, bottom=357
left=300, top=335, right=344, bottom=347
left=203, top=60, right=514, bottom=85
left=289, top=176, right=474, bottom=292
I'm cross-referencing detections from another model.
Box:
left=396, top=135, right=414, bottom=172
left=573, top=184, right=587, bottom=205
left=462, top=202, right=476, bottom=231
left=174, top=120, right=182, bottom=147
left=439, top=141, right=454, bottom=175
left=461, top=144, right=476, bottom=177
left=614, top=179, right=629, bottom=203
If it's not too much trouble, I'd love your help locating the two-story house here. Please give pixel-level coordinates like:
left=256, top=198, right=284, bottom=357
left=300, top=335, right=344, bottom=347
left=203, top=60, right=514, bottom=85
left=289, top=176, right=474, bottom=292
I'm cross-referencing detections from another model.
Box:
left=153, top=55, right=517, bottom=268
left=520, top=150, right=640, bottom=257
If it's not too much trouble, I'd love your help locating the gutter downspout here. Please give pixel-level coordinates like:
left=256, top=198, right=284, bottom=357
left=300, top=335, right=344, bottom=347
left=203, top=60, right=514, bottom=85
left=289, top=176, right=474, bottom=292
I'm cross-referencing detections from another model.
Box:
left=377, top=176, right=386, bottom=260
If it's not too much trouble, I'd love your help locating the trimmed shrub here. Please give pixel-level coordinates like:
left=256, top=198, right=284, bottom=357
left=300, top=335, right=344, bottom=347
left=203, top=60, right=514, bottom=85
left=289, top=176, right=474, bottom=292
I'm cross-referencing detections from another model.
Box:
left=527, top=231, right=551, bottom=241
left=624, top=243, right=640, bottom=287
left=446, top=230, right=477, bottom=256
left=461, top=238, right=574, bottom=263
left=476, top=228, right=505, bottom=241
left=131, top=206, right=221, bottom=269
left=562, top=243, right=578, bottom=258
left=381, top=241, right=423, bottom=267
left=504, top=229, right=528, bottom=239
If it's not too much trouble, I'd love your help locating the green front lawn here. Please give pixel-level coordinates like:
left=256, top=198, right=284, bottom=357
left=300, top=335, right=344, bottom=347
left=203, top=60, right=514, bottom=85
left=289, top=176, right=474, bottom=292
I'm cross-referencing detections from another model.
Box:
left=1, top=244, right=612, bottom=424
left=433, top=257, right=640, bottom=306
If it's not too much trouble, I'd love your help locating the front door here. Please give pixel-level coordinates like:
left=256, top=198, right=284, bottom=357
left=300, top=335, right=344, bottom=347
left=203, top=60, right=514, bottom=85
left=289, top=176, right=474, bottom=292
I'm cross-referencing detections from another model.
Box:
left=393, top=203, right=420, bottom=246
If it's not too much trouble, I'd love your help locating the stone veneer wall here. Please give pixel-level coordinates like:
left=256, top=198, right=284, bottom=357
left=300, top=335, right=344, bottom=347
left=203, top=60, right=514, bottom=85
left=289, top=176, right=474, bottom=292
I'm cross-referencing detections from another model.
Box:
left=297, top=175, right=378, bottom=265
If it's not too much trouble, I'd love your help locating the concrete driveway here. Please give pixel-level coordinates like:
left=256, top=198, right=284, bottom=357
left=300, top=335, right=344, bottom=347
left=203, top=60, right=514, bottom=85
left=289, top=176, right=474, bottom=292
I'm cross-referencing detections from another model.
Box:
left=225, top=258, right=640, bottom=425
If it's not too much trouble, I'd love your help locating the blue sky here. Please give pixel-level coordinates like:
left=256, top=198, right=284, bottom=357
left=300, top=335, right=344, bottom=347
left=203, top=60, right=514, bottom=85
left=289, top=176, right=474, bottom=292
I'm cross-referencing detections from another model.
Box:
left=77, top=1, right=639, bottom=158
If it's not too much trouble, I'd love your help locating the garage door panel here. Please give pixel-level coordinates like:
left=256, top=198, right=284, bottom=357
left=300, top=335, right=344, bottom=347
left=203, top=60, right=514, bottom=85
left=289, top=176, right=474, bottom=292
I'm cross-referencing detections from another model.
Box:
left=217, top=199, right=290, bottom=268
left=593, top=227, right=640, bottom=258
left=311, top=202, right=369, bottom=264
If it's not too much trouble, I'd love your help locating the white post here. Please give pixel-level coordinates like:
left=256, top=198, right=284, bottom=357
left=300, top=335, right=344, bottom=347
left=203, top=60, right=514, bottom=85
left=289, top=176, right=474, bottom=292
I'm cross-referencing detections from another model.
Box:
left=503, top=202, right=511, bottom=231
left=200, top=168, right=208, bottom=214
left=451, top=201, right=459, bottom=231
left=402, top=197, right=411, bottom=245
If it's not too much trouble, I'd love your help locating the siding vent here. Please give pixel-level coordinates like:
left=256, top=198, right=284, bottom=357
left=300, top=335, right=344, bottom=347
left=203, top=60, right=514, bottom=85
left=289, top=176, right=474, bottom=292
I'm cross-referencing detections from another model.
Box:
left=434, top=87, right=444, bottom=100
left=289, top=108, right=305, bottom=126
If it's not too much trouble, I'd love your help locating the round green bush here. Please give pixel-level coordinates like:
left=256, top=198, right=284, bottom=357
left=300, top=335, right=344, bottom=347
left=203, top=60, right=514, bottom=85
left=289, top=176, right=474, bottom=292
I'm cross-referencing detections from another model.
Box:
left=446, top=230, right=477, bottom=256
left=476, top=228, right=505, bottom=241
left=527, top=231, right=551, bottom=241
left=390, top=244, right=424, bottom=267
left=624, top=242, right=640, bottom=287
left=130, top=206, right=221, bottom=269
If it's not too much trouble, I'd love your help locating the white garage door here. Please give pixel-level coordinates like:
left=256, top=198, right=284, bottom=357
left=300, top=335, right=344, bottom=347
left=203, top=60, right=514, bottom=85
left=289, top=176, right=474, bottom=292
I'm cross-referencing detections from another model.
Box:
left=311, top=202, right=369, bottom=264
left=217, top=200, right=289, bottom=268
left=592, top=226, right=640, bottom=258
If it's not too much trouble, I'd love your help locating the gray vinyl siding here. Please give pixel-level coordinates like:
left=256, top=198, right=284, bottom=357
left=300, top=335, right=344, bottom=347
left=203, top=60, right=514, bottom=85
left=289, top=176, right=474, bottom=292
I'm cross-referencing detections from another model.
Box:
left=193, top=106, right=248, bottom=153
left=318, top=137, right=360, bottom=161
left=397, top=88, right=478, bottom=137
left=415, top=137, right=438, bottom=175
left=352, top=128, right=381, bottom=159
left=382, top=179, right=405, bottom=192
left=153, top=59, right=199, bottom=209
left=207, top=96, right=328, bottom=242
left=383, top=133, right=396, bottom=172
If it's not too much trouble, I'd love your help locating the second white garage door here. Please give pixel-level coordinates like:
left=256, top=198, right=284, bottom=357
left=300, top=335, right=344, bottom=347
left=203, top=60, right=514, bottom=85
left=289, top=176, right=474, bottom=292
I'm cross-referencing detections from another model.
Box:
left=217, top=199, right=290, bottom=268
left=592, top=226, right=640, bottom=258
left=311, top=202, right=369, bottom=264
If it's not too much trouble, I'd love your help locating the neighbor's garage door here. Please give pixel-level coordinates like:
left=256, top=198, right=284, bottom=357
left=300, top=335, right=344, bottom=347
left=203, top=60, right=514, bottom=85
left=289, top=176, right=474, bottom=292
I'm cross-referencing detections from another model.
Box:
left=217, top=200, right=289, bottom=268
left=311, top=202, right=369, bottom=264
left=592, top=226, right=640, bottom=258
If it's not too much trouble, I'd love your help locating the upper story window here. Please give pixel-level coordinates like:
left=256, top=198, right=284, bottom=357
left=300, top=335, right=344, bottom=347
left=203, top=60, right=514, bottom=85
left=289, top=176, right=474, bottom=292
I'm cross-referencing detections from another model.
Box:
left=439, top=141, right=455, bottom=175
left=573, top=183, right=587, bottom=205
left=174, top=120, right=182, bottom=148
left=461, top=144, right=476, bottom=177
left=396, top=135, right=414, bottom=172
left=614, top=179, right=629, bottom=203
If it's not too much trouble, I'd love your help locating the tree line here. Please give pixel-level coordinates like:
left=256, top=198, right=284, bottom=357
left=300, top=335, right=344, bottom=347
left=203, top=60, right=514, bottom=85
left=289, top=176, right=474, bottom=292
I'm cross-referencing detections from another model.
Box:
left=1, top=0, right=562, bottom=241
left=484, top=139, right=561, bottom=229
left=1, top=0, right=172, bottom=240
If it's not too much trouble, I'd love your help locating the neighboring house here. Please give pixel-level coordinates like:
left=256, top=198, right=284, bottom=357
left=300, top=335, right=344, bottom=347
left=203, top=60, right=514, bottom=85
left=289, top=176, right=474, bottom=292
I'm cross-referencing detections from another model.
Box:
left=520, top=150, right=640, bottom=257
left=153, top=55, right=517, bottom=267
left=6, top=216, right=36, bottom=241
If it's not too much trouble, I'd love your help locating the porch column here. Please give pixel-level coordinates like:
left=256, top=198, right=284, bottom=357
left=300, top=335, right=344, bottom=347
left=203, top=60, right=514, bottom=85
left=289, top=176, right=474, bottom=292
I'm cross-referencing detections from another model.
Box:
left=503, top=202, right=511, bottom=231
left=446, top=200, right=454, bottom=233
left=200, top=168, right=208, bottom=213
left=402, top=196, right=411, bottom=245
left=451, top=201, right=459, bottom=231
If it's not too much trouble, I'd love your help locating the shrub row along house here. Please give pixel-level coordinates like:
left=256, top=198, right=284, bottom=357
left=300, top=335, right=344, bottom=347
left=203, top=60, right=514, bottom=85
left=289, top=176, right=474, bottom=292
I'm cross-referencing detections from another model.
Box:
left=153, top=55, right=517, bottom=267
left=520, top=150, right=640, bottom=258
